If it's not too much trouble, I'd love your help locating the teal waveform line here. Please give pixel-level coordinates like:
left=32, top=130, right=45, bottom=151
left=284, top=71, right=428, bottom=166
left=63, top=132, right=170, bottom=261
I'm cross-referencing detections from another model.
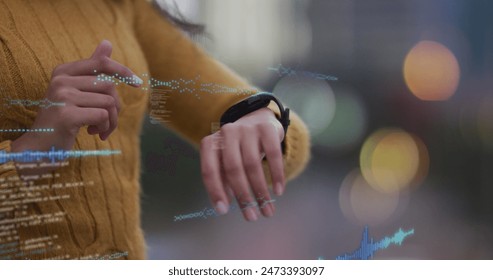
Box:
left=268, top=64, right=338, bottom=81
left=173, top=196, right=275, bottom=222
left=0, top=146, right=121, bottom=164
left=4, top=98, right=65, bottom=108
left=0, top=128, right=54, bottom=133
left=333, top=226, right=414, bottom=260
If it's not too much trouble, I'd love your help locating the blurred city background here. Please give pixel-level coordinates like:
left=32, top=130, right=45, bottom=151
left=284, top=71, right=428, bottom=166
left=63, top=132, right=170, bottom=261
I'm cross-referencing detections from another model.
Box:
left=140, top=0, right=493, bottom=259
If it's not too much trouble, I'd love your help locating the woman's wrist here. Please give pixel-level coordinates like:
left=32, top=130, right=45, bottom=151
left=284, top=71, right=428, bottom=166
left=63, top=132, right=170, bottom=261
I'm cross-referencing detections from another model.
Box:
left=10, top=132, right=58, bottom=176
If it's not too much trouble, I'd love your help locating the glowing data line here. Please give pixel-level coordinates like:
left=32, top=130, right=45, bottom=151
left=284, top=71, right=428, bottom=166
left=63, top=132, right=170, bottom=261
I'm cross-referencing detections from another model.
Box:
left=335, top=226, right=415, bottom=260
left=0, top=147, right=122, bottom=164
left=0, top=128, right=54, bottom=133
left=268, top=64, right=338, bottom=81
left=4, top=98, right=65, bottom=108
left=173, top=196, right=276, bottom=222
left=94, top=71, right=257, bottom=99
left=94, top=71, right=260, bottom=125
left=94, top=72, right=143, bottom=87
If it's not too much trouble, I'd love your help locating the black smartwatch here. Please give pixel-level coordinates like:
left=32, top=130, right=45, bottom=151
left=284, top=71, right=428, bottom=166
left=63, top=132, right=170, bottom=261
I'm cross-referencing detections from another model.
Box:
left=219, top=92, right=290, bottom=151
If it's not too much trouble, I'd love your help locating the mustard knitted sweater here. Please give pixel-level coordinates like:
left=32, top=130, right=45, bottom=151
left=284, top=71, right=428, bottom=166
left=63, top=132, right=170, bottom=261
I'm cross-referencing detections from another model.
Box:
left=0, top=0, right=310, bottom=259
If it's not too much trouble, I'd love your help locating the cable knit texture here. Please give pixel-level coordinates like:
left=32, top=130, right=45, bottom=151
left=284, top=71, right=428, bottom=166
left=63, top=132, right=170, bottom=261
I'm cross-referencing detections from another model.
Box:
left=0, top=0, right=310, bottom=259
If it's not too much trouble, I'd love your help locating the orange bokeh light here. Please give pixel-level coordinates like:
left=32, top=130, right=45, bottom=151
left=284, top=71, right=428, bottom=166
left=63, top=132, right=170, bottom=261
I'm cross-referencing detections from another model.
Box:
left=360, top=128, right=429, bottom=193
left=403, top=40, right=460, bottom=101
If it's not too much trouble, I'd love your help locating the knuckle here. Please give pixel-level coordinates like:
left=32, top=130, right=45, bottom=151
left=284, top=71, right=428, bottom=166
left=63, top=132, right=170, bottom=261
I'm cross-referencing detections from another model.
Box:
left=51, top=65, right=64, bottom=77
left=265, top=145, right=282, bottom=157
left=96, top=109, right=109, bottom=122
left=206, top=189, right=223, bottom=199
left=56, top=87, right=73, bottom=100
left=200, top=136, right=213, bottom=149
left=223, top=163, right=241, bottom=175
left=101, top=81, right=115, bottom=92
left=242, top=125, right=258, bottom=138
left=200, top=166, right=215, bottom=180
left=51, top=75, right=67, bottom=89
left=97, top=56, right=110, bottom=70
left=220, top=123, right=236, bottom=134
left=243, top=157, right=258, bottom=171
left=258, top=122, right=274, bottom=133
left=102, top=96, right=116, bottom=108
left=235, top=192, right=247, bottom=202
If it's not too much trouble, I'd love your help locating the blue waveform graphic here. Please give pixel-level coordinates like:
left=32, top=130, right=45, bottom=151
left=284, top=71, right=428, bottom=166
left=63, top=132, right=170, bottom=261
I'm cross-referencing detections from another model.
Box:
left=334, top=226, right=414, bottom=260
left=4, top=98, right=65, bottom=108
left=268, top=64, right=338, bottom=81
left=173, top=196, right=275, bottom=222
left=0, top=128, right=54, bottom=133
left=0, top=147, right=122, bottom=164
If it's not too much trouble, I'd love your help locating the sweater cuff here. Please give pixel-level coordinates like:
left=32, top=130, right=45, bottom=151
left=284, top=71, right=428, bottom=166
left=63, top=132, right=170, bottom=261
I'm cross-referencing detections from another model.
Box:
left=0, top=140, right=21, bottom=179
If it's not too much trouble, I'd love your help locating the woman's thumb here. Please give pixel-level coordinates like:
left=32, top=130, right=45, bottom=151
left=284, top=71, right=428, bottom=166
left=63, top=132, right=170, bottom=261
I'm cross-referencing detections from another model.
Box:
left=91, top=40, right=112, bottom=59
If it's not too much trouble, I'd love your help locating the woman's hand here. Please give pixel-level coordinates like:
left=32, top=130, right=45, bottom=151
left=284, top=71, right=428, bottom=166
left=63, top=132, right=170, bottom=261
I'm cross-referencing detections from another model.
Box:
left=11, top=40, right=141, bottom=172
left=200, top=107, right=285, bottom=221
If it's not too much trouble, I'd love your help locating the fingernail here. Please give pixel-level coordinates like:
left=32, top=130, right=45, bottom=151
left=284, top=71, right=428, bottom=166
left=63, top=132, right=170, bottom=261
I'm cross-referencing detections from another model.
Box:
left=133, top=75, right=143, bottom=85
left=263, top=204, right=274, bottom=217
left=215, top=201, right=228, bottom=215
left=274, top=182, right=283, bottom=196
left=244, top=208, right=258, bottom=222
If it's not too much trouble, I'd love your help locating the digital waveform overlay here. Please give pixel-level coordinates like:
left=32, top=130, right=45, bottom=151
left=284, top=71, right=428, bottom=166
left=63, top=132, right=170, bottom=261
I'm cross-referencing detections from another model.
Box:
left=173, top=196, right=276, bottom=222
left=0, top=147, right=122, bottom=164
left=4, top=98, right=65, bottom=108
left=94, top=72, right=257, bottom=99
left=334, top=226, right=414, bottom=260
left=0, top=128, right=54, bottom=133
left=268, top=64, right=338, bottom=81
left=94, top=71, right=143, bottom=87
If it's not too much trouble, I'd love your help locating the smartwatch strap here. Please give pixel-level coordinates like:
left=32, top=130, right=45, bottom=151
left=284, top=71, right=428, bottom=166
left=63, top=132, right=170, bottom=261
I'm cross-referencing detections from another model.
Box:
left=219, top=92, right=290, bottom=152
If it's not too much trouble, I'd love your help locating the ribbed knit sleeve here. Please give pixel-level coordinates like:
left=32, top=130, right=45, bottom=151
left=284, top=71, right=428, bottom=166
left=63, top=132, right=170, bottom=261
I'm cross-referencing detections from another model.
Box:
left=132, top=0, right=311, bottom=181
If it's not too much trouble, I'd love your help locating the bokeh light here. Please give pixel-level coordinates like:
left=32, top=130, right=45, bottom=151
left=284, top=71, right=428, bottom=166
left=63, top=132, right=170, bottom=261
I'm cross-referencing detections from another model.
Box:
left=403, top=40, right=460, bottom=101
left=339, top=169, right=401, bottom=226
left=410, top=134, right=430, bottom=189
left=272, top=75, right=336, bottom=137
left=314, top=87, right=367, bottom=150
left=360, top=129, right=429, bottom=193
